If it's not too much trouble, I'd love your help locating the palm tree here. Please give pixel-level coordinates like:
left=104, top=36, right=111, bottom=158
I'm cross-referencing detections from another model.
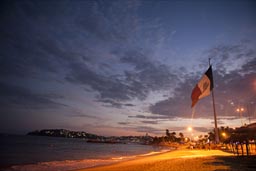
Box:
left=171, top=132, right=176, bottom=141
left=208, top=131, right=215, bottom=142
left=179, top=132, right=184, bottom=143
left=166, top=129, right=171, bottom=141
left=179, top=132, right=184, bottom=138
left=166, top=129, right=170, bottom=136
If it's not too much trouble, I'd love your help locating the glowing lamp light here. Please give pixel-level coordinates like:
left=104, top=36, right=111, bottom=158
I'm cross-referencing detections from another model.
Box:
left=222, top=132, right=226, bottom=137
left=236, top=107, right=244, bottom=112
left=187, top=126, right=193, bottom=132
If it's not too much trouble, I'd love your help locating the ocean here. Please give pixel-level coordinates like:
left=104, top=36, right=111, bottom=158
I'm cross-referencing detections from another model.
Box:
left=0, top=134, right=171, bottom=171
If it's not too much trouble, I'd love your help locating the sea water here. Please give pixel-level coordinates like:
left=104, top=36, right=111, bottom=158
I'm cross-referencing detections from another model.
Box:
left=0, top=134, right=171, bottom=171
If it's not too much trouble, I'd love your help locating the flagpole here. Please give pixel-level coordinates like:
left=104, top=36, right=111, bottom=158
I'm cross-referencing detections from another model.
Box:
left=209, top=58, right=219, bottom=144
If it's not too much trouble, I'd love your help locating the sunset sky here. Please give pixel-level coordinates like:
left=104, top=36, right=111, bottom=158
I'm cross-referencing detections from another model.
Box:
left=1, top=0, right=256, bottom=137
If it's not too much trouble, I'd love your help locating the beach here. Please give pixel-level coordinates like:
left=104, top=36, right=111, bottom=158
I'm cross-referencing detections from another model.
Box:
left=74, top=148, right=256, bottom=171
left=2, top=135, right=256, bottom=171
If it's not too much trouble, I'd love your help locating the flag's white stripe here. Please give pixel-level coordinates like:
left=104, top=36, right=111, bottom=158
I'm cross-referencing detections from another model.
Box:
left=197, top=74, right=211, bottom=99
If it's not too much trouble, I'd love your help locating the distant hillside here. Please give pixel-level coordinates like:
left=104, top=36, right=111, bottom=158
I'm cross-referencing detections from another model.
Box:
left=27, top=129, right=101, bottom=139
left=27, top=129, right=154, bottom=144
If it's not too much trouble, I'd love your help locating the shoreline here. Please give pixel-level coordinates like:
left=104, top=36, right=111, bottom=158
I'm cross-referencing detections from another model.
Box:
left=3, top=143, right=256, bottom=171
left=72, top=148, right=256, bottom=171
left=1, top=145, right=174, bottom=171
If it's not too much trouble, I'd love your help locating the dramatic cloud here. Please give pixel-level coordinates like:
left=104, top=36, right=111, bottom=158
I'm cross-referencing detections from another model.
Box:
left=141, top=120, right=158, bottom=125
left=193, top=127, right=213, bottom=133
left=206, top=42, right=256, bottom=75
left=120, top=50, right=178, bottom=91
left=0, top=1, right=179, bottom=135
left=0, top=1, right=175, bottom=108
left=0, top=0, right=255, bottom=135
left=150, top=42, right=256, bottom=120
left=0, top=81, right=66, bottom=109
left=128, top=114, right=170, bottom=120
left=68, top=112, right=100, bottom=119
left=135, top=126, right=163, bottom=134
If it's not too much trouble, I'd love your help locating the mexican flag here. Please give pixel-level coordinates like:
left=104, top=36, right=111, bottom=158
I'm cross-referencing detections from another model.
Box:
left=191, top=66, right=214, bottom=107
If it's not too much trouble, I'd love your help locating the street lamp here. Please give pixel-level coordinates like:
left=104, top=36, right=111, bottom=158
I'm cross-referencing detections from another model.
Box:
left=236, top=107, right=244, bottom=113
left=222, top=132, right=226, bottom=137
left=187, top=126, right=193, bottom=141
left=187, top=126, right=193, bottom=132
left=236, top=107, right=245, bottom=125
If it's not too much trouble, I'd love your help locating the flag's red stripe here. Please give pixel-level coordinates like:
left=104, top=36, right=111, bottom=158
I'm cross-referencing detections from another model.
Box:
left=191, top=85, right=202, bottom=107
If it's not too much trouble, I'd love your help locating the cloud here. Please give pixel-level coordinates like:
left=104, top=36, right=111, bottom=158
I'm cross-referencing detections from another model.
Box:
left=65, top=47, right=178, bottom=107
left=149, top=76, right=196, bottom=118
left=205, top=42, right=256, bottom=75
left=0, top=81, right=66, bottom=109
left=218, top=116, right=239, bottom=120
left=67, top=110, right=100, bottom=119
left=70, top=114, right=98, bottom=119
left=120, top=50, right=178, bottom=91
left=211, top=120, right=226, bottom=125
left=0, top=0, right=176, bottom=109
left=96, top=99, right=135, bottom=108
left=149, top=42, right=256, bottom=120
left=141, top=120, right=158, bottom=124
left=1, top=1, right=255, bottom=136
left=65, top=62, right=135, bottom=102
left=77, top=0, right=141, bottom=43
left=124, top=103, right=136, bottom=107
left=97, top=99, right=123, bottom=108
left=193, top=127, right=213, bottom=133
left=118, top=122, right=130, bottom=125
left=135, top=126, right=164, bottom=134
left=128, top=114, right=170, bottom=120
left=128, top=115, right=146, bottom=119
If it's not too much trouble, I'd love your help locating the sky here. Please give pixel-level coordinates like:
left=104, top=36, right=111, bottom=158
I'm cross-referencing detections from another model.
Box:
left=0, top=0, right=256, bottom=137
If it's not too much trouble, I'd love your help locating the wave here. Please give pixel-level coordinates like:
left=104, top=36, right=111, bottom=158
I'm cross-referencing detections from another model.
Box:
left=4, top=149, right=172, bottom=171
left=4, top=159, right=120, bottom=171
left=138, top=149, right=171, bottom=156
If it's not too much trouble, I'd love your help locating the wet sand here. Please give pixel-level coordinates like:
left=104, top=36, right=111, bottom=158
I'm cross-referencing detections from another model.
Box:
left=74, top=149, right=256, bottom=171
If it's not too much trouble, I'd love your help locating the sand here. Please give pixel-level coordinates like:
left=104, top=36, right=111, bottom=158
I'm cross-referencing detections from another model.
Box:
left=73, top=148, right=256, bottom=171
